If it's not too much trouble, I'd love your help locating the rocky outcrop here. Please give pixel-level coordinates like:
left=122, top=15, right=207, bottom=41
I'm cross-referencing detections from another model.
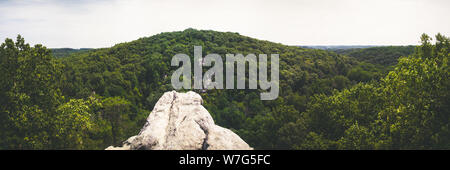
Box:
left=106, top=91, right=252, bottom=150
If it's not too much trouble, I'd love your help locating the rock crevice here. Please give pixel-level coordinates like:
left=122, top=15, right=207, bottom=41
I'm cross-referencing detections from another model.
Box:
left=106, top=91, right=253, bottom=150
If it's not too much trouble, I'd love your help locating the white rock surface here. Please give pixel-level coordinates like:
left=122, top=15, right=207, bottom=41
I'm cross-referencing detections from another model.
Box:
left=106, top=91, right=252, bottom=150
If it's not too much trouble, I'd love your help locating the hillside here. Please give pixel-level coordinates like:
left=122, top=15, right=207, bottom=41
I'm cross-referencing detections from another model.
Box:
left=333, top=46, right=416, bottom=66
left=0, top=30, right=448, bottom=149
left=57, top=29, right=368, bottom=148
left=300, top=45, right=379, bottom=50
left=51, top=48, right=93, bottom=58
left=60, top=28, right=359, bottom=105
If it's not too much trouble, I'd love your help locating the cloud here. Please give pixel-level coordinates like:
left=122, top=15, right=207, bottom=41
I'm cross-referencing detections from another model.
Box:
left=0, top=0, right=449, bottom=48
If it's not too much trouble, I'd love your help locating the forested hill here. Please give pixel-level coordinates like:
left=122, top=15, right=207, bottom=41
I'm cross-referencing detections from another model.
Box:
left=332, top=46, right=416, bottom=66
left=60, top=28, right=359, bottom=105
left=51, top=48, right=93, bottom=58
left=0, top=29, right=448, bottom=150
left=57, top=29, right=361, bottom=149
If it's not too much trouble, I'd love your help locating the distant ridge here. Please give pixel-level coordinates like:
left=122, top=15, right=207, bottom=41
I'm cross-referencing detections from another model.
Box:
left=51, top=48, right=93, bottom=58
left=299, top=45, right=382, bottom=50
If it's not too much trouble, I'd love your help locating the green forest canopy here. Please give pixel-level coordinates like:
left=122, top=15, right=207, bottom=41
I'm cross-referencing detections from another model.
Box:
left=0, top=29, right=448, bottom=149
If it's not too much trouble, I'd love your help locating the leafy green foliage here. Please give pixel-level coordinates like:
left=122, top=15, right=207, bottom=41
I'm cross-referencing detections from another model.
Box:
left=0, top=36, right=100, bottom=149
left=51, top=48, right=92, bottom=58
left=284, top=34, right=449, bottom=149
left=54, top=29, right=361, bottom=149
left=333, top=46, right=415, bottom=66
left=0, top=36, right=139, bottom=149
left=0, top=30, right=447, bottom=150
left=54, top=96, right=102, bottom=149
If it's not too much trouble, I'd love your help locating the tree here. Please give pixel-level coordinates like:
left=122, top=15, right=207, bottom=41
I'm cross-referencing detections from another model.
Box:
left=54, top=96, right=102, bottom=149
left=0, top=36, right=103, bottom=149
left=376, top=33, right=449, bottom=149
left=101, top=96, right=132, bottom=146
left=285, top=34, right=449, bottom=149
left=0, top=35, right=63, bottom=149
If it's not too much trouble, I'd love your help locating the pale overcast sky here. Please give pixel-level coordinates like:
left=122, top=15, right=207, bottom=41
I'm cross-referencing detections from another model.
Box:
left=0, top=0, right=449, bottom=48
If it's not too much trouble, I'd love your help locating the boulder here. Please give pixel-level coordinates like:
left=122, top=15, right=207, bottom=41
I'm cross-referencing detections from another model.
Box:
left=106, top=91, right=252, bottom=150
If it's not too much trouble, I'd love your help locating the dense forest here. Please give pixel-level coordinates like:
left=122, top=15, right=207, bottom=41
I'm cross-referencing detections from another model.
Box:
left=0, top=29, right=448, bottom=149
left=51, top=48, right=93, bottom=58
left=332, top=46, right=416, bottom=66
left=331, top=46, right=417, bottom=84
